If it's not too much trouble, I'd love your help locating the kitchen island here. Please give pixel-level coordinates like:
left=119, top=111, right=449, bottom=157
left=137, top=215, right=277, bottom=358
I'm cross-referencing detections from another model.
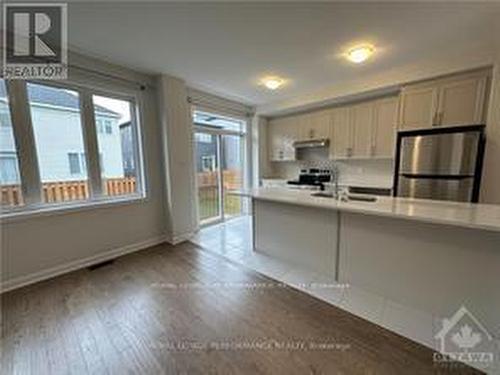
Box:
left=251, top=188, right=500, bottom=335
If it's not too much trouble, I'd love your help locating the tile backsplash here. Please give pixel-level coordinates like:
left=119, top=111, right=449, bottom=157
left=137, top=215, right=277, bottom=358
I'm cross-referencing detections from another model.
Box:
left=268, top=158, right=394, bottom=188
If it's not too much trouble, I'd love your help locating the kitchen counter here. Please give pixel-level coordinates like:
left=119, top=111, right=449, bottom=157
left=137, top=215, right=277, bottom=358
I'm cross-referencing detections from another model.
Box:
left=251, top=187, right=500, bottom=233
left=251, top=187, right=500, bottom=336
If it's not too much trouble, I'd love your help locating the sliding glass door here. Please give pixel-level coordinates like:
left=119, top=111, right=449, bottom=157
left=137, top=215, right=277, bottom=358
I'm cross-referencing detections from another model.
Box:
left=194, top=132, right=221, bottom=222
left=221, top=134, right=244, bottom=219
left=193, top=111, right=246, bottom=225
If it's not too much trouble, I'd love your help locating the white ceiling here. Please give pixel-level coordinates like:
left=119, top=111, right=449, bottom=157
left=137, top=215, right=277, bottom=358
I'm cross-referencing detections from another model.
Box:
left=66, top=2, right=500, bottom=107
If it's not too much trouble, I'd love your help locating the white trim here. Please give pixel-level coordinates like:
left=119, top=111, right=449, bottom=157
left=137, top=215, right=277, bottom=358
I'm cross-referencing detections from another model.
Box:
left=5, top=80, right=42, bottom=205
left=0, top=235, right=168, bottom=293
left=187, top=87, right=254, bottom=119
left=1, top=195, right=147, bottom=223
left=169, top=230, right=196, bottom=245
left=80, top=90, right=103, bottom=197
left=26, top=100, right=121, bottom=118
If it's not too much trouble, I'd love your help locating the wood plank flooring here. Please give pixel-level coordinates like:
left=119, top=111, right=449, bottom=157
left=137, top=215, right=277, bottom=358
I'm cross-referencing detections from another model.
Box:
left=1, top=242, right=481, bottom=374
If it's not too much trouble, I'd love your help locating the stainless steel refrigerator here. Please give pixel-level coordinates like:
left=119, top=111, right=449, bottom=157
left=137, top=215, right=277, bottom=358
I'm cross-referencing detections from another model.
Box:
left=393, top=125, right=486, bottom=202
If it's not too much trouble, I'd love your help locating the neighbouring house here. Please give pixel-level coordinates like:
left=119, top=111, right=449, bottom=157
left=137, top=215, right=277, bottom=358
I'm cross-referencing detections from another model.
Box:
left=193, top=111, right=244, bottom=174
left=0, top=82, right=131, bottom=185
left=119, top=121, right=135, bottom=177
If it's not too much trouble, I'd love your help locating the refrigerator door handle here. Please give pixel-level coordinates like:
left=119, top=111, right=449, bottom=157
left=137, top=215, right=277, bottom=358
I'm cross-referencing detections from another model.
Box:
left=401, top=173, right=474, bottom=180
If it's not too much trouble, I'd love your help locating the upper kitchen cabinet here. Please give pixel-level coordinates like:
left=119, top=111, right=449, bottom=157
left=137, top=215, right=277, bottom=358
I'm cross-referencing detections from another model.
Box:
left=372, top=97, right=399, bottom=158
left=437, top=74, right=488, bottom=126
left=399, top=86, right=438, bottom=130
left=351, top=102, right=375, bottom=158
left=268, top=116, right=298, bottom=162
left=399, top=69, right=490, bottom=130
left=295, top=110, right=331, bottom=141
left=330, top=106, right=352, bottom=159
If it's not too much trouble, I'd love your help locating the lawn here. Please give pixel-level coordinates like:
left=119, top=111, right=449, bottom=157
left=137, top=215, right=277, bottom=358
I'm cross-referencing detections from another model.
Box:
left=198, top=186, right=241, bottom=221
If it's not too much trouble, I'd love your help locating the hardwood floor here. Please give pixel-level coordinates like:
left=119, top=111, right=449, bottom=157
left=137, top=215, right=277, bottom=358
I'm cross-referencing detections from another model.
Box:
left=1, top=242, right=481, bottom=374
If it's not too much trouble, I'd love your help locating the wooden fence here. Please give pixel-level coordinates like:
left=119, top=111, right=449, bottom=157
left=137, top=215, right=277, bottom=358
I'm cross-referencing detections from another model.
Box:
left=197, top=170, right=241, bottom=190
left=1, top=177, right=137, bottom=207
left=197, top=170, right=242, bottom=220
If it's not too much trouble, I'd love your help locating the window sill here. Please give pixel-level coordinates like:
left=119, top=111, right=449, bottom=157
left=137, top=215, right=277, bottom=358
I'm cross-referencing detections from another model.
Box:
left=0, top=195, right=147, bottom=223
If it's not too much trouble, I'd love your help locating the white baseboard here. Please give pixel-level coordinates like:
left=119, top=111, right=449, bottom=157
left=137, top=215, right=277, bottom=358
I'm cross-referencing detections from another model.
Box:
left=169, top=230, right=196, bottom=245
left=1, top=235, right=168, bottom=293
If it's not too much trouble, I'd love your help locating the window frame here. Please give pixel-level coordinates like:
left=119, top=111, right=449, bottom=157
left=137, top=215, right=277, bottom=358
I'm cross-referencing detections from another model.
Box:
left=1, top=78, right=146, bottom=218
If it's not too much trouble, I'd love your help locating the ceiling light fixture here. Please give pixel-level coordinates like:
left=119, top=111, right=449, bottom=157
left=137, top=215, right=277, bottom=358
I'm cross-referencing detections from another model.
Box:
left=346, top=45, right=375, bottom=64
left=261, top=76, right=285, bottom=90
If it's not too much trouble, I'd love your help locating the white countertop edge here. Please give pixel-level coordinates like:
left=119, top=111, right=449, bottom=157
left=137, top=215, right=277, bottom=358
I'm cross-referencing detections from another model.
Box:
left=250, top=189, right=500, bottom=233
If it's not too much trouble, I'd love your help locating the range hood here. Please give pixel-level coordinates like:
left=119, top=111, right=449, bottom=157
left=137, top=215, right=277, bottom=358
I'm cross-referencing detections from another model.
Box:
left=293, top=138, right=330, bottom=149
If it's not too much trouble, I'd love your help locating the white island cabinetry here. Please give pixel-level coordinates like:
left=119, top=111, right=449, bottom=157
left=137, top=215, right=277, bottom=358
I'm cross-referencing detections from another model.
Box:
left=251, top=188, right=500, bottom=335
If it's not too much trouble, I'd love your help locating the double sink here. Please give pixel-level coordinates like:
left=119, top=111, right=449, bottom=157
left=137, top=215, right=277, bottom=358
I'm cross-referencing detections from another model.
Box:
left=311, top=191, right=378, bottom=203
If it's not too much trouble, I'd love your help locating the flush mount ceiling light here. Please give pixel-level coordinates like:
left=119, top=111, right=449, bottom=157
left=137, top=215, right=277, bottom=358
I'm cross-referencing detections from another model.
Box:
left=260, top=76, right=286, bottom=90
left=346, top=45, right=375, bottom=64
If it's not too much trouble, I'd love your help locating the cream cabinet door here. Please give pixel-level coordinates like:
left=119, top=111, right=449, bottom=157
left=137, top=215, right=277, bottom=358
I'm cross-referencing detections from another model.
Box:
left=399, top=86, right=439, bottom=130
left=373, top=97, right=399, bottom=158
left=281, top=116, right=298, bottom=160
left=296, top=113, right=311, bottom=141
left=309, top=110, right=331, bottom=139
left=267, top=118, right=284, bottom=161
left=437, top=76, right=487, bottom=126
left=268, top=118, right=296, bottom=161
left=331, top=107, right=352, bottom=159
left=297, top=111, right=331, bottom=140
left=351, top=102, right=375, bottom=158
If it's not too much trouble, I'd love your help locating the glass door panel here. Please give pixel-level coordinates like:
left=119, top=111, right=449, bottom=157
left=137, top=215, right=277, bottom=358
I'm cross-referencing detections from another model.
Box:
left=195, top=132, right=221, bottom=223
left=221, top=134, right=244, bottom=219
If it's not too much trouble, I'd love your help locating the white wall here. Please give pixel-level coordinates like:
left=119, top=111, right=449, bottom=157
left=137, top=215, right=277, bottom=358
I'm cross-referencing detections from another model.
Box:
left=157, top=75, right=197, bottom=242
left=1, top=55, right=169, bottom=290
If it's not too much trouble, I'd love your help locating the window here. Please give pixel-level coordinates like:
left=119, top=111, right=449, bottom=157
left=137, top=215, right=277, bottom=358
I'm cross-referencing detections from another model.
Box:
left=0, top=107, right=12, bottom=127
left=93, top=94, right=139, bottom=197
left=1, top=79, right=144, bottom=215
left=195, top=132, right=212, bottom=143
left=193, top=111, right=246, bottom=133
left=68, top=153, right=81, bottom=174
left=27, top=82, right=89, bottom=203
left=0, top=80, right=23, bottom=208
left=96, top=119, right=104, bottom=133
left=104, top=119, right=113, bottom=134
left=201, top=155, right=216, bottom=172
